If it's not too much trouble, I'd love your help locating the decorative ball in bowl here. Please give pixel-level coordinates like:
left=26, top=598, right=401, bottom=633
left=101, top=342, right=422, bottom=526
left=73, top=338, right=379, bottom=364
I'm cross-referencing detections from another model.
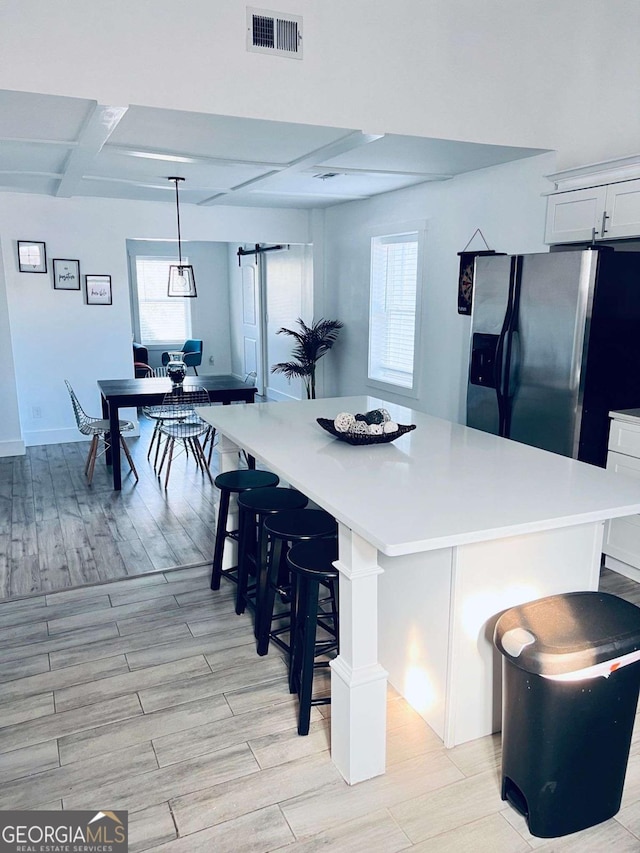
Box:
left=317, top=408, right=416, bottom=446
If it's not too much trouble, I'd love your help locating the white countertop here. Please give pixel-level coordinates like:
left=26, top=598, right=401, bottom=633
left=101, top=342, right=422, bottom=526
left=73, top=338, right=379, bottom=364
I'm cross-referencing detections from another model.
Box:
left=610, top=408, right=640, bottom=425
left=199, top=396, right=640, bottom=556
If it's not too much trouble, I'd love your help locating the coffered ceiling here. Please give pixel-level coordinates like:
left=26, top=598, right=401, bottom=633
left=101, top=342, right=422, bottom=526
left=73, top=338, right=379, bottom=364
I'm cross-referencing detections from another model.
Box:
left=0, top=89, right=548, bottom=209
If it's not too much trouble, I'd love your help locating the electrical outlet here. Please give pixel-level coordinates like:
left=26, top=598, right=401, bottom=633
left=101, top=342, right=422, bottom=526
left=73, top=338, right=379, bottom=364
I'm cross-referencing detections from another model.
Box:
left=32, top=406, right=42, bottom=419
left=209, top=356, right=215, bottom=364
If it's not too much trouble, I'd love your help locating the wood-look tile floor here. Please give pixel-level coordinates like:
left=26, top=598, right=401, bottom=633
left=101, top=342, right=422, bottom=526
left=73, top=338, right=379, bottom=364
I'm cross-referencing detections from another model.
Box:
left=0, top=563, right=639, bottom=852
left=0, top=415, right=223, bottom=600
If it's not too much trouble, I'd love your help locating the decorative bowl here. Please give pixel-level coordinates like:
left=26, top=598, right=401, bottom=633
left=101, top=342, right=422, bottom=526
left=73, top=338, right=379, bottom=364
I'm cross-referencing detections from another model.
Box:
left=316, top=417, right=416, bottom=446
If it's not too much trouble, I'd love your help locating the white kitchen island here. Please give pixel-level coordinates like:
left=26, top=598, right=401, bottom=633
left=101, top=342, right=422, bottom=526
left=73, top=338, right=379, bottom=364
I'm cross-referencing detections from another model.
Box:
left=197, top=395, right=640, bottom=785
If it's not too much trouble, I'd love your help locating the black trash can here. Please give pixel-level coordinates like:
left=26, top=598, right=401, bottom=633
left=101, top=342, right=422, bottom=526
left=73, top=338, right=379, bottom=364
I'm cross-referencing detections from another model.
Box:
left=494, top=590, right=640, bottom=838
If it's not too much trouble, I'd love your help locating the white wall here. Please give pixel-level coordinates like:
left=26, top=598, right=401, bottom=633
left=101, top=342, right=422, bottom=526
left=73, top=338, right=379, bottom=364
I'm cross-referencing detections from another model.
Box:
left=128, top=240, right=232, bottom=374
left=322, top=152, right=556, bottom=423
left=0, top=192, right=310, bottom=449
left=1, top=0, right=636, bottom=448
left=0, top=1, right=638, bottom=170
left=0, top=247, right=22, bottom=456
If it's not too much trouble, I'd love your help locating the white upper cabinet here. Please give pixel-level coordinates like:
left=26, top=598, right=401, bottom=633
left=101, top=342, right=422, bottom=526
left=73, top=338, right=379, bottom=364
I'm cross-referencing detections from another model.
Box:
left=544, top=156, right=640, bottom=244
left=544, top=185, right=607, bottom=244
left=605, top=179, right=640, bottom=239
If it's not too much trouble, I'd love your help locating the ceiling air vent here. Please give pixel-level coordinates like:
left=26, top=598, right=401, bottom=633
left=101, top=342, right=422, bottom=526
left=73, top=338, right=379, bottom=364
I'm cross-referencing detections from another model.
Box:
left=247, top=7, right=303, bottom=59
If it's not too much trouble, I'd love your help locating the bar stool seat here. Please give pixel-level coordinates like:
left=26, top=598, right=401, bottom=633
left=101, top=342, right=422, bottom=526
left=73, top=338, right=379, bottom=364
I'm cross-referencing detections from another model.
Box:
left=236, top=486, right=309, bottom=620
left=256, top=508, right=338, bottom=656
left=210, top=469, right=280, bottom=591
left=287, top=538, right=339, bottom=735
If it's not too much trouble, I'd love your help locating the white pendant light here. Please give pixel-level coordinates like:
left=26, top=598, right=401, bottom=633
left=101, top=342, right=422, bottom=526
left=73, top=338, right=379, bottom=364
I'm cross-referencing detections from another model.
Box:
left=167, top=176, right=197, bottom=297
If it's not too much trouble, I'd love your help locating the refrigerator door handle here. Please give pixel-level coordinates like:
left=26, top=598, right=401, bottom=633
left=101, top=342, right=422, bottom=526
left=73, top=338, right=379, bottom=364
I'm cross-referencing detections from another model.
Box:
left=494, top=256, right=519, bottom=436
left=509, top=329, right=521, bottom=390
left=503, top=329, right=521, bottom=436
left=494, top=316, right=509, bottom=435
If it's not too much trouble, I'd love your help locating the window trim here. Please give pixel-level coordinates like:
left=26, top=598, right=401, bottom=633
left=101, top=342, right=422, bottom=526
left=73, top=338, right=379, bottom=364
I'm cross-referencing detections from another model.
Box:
left=129, top=252, right=193, bottom=347
left=366, top=220, right=426, bottom=400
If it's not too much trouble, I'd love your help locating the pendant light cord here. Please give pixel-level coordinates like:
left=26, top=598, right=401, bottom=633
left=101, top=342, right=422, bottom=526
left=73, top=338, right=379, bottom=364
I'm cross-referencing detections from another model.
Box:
left=174, top=179, right=183, bottom=265
left=170, top=177, right=185, bottom=266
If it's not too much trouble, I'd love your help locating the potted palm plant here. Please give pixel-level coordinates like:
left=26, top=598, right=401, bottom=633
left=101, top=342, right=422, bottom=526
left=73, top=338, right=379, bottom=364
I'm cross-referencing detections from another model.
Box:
left=271, top=317, right=343, bottom=399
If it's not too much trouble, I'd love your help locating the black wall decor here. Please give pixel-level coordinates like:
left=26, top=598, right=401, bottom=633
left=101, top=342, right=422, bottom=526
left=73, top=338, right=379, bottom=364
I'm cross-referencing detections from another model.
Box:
left=457, top=250, right=500, bottom=315
left=457, top=228, right=504, bottom=316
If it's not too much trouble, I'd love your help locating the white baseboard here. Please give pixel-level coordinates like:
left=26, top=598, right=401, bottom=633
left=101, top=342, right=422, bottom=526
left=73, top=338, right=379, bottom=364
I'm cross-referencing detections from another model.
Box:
left=266, top=386, right=302, bottom=403
left=603, top=554, right=640, bottom=583
left=0, top=439, right=26, bottom=458
left=24, top=427, right=92, bottom=446
left=23, top=422, right=141, bottom=447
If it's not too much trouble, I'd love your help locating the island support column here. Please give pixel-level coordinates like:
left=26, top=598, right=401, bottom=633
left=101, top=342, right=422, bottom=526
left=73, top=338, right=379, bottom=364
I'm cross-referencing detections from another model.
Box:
left=215, top=434, right=242, bottom=570
left=330, top=525, right=388, bottom=785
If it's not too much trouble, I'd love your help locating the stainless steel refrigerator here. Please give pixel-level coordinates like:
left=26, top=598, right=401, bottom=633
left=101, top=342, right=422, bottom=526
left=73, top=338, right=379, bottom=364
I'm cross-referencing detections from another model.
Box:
left=466, top=247, right=640, bottom=467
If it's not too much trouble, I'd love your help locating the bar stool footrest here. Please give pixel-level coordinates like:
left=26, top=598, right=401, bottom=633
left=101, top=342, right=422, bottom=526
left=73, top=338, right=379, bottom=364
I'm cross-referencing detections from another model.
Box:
left=219, top=566, right=240, bottom=585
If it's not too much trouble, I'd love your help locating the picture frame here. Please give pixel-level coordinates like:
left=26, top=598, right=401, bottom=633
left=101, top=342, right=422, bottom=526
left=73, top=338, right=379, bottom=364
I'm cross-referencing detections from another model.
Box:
left=18, top=241, right=47, bottom=273
left=53, top=259, right=81, bottom=291
left=85, top=274, right=112, bottom=305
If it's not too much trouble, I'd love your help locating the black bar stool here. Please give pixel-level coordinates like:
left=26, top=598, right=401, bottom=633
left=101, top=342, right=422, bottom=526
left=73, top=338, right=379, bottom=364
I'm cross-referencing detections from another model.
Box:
left=256, top=508, right=338, bottom=657
left=287, top=538, right=339, bottom=735
left=210, top=469, right=280, bottom=591
left=236, top=486, right=309, bottom=621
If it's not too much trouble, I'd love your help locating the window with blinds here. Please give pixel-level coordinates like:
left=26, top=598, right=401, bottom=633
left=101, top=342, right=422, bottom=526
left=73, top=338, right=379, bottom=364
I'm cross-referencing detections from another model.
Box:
left=368, top=232, right=419, bottom=390
left=134, top=257, right=192, bottom=345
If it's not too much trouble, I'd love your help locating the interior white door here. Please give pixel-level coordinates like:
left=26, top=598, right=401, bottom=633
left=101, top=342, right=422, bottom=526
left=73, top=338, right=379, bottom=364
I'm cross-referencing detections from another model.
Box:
left=240, top=256, right=264, bottom=395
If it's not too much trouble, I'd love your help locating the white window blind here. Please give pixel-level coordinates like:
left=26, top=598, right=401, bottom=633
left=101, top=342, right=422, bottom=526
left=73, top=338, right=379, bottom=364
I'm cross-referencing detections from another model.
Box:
left=134, top=257, right=191, bottom=345
left=368, top=232, right=418, bottom=389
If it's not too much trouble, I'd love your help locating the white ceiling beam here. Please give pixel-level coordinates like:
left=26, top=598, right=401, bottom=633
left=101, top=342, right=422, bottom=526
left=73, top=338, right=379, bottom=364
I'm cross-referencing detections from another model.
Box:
left=56, top=104, right=128, bottom=198
left=82, top=174, right=229, bottom=193
left=198, top=131, right=384, bottom=206
left=284, top=131, right=385, bottom=171
left=248, top=189, right=371, bottom=201
left=312, top=165, right=453, bottom=181
left=0, top=170, right=62, bottom=178
left=0, top=137, right=76, bottom=148
left=108, top=144, right=289, bottom=170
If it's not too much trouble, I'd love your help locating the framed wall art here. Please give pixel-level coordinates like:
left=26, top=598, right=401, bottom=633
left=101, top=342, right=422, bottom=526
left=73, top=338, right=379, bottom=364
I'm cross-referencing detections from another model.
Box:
left=85, top=274, right=112, bottom=305
left=18, top=241, right=47, bottom=273
left=53, top=259, right=81, bottom=291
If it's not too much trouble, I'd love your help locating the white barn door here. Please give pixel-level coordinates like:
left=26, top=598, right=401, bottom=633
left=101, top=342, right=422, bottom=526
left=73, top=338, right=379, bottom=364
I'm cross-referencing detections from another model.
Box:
left=264, top=245, right=313, bottom=401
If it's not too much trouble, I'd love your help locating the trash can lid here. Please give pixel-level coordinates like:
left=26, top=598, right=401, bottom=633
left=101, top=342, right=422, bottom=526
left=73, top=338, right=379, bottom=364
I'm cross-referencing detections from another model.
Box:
left=493, top=591, right=640, bottom=675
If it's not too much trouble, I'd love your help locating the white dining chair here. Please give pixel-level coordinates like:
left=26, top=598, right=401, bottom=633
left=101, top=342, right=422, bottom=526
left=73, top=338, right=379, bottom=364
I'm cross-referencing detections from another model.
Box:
left=156, top=386, right=213, bottom=488
left=65, top=380, right=138, bottom=486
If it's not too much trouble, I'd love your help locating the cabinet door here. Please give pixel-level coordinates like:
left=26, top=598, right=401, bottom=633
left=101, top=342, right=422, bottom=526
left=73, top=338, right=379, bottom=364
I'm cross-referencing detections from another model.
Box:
left=544, top=186, right=607, bottom=244
left=603, top=179, right=640, bottom=239
left=603, top=439, right=640, bottom=570
left=608, top=418, right=640, bottom=457
left=606, top=449, right=640, bottom=480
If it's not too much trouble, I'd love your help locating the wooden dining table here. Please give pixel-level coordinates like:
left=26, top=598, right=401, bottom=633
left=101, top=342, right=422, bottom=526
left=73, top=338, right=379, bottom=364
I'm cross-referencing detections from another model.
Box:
left=98, top=375, right=257, bottom=490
